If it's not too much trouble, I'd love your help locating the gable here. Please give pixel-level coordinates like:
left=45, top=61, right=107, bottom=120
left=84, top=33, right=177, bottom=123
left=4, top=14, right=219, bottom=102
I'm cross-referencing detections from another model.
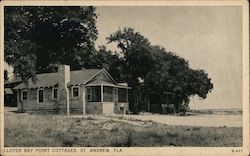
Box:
left=85, top=70, right=116, bottom=85
left=68, top=69, right=100, bottom=85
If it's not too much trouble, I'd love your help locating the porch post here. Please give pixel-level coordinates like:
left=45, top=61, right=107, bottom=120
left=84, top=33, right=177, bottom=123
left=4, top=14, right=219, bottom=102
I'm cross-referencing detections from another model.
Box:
left=82, top=87, right=86, bottom=115
left=126, top=89, right=129, bottom=114
left=101, top=85, right=103, bottom=103
left=66, top=89, right=70, bottom=116
left=126, top=89, right=128, bottom=102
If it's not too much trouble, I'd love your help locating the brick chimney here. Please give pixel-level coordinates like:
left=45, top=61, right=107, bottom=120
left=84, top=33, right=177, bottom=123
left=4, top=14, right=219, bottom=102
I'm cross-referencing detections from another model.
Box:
left=58, top=65, right=70, bottom=115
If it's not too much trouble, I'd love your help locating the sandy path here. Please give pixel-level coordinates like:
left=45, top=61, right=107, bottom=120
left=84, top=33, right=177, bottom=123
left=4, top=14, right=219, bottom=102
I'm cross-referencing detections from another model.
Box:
left=124, top=114, right=243, bottom=127
left=5, top=107, right=242, bottom=127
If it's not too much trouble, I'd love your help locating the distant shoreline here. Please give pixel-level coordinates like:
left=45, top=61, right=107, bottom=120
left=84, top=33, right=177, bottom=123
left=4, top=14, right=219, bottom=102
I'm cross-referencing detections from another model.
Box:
left=189, top=108, right=242, bottom=115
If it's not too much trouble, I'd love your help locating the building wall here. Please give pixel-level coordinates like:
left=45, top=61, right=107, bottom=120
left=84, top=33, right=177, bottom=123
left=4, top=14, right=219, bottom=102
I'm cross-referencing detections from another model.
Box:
left=16, top=85, right=129, bottom=115
left=17, top=85, right=85, bottom=114
left=86, top=102, right=103, bottom=114
left=69, top=85, right=84, bottom=114
left=17, top=88, right=58, bottom=113
left=114, top=102, right=129, bottom=114
left=102, top=102, right=114, bottom=115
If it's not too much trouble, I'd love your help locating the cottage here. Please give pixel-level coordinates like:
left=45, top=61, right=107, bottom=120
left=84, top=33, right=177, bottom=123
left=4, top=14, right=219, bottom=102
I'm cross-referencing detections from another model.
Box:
left=13, top=65, right=130, bottom=115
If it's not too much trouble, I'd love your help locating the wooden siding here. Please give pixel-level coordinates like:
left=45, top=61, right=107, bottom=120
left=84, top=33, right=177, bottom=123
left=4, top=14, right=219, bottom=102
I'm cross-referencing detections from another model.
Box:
left=69, top=85, right=84, bottom=114
left=17, top=88, right=58, bottom=113
left=114, top=102, right=129, bottom=114
left=86, top=102, right=103, bottom=114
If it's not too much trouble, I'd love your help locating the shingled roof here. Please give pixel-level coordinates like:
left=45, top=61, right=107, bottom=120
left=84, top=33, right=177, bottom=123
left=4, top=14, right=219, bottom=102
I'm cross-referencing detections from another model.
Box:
left=14, top=69, right=100, bottom=90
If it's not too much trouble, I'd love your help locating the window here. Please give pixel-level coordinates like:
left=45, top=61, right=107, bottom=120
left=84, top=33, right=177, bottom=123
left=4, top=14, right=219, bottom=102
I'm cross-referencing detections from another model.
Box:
left=118, top=88, right=128, bottom=102
left=22, top=90, right=28, bottom=101
left=37, top=89, right=44, bottom=103
left=72, top=86, right=79, bottom=97
left=114, top=88, right=118, bottom=102
left=87, top=86, right=101, bottom=102
left=87, top=87, right=91, bottom=101
left=92, top=86, right=101, bottom=102
left=103, top=86, right=113, bottom=102
left=52, top=88, right=58, bottom=99
left=120, top=107, right=124, bottom=111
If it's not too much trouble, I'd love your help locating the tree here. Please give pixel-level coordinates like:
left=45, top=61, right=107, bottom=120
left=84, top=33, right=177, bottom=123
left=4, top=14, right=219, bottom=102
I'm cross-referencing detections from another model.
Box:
left=107, top=27, right=213, bottom=113
left=107, top=27, right=154, bottom=86
left=4, top=6, right=98, bottom=82
left=95, top=46, right=125, bottom=82
left=145, top=46, right=213, bottom=113
left=107, top=28, right=156, bottom=113
left=4, top=7, right=38, bottom=83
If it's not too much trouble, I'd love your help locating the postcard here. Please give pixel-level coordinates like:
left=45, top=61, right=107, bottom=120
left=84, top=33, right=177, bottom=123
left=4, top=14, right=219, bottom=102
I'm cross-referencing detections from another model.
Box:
left=1, top=0, right=249, bottom=156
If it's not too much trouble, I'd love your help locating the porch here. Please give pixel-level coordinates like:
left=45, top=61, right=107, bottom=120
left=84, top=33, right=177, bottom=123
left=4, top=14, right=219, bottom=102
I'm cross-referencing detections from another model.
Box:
left=85, top=82, right=130, bottom=115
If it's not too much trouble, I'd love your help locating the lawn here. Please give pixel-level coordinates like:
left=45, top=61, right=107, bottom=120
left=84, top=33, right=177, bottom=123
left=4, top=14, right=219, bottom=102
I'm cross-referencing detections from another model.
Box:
left=4, top=110, right=242, bottom=147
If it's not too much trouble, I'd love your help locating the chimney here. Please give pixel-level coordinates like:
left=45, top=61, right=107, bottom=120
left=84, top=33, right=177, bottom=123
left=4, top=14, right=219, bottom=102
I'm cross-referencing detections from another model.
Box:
left=58, top=65, right=70, bottom=115
left=58, top=65, right=70, bottom=89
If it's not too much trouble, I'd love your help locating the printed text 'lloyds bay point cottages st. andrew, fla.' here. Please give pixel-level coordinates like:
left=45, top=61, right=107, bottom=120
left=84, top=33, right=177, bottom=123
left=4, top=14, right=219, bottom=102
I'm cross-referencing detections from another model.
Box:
left=13, top=65, right=130, bottom=115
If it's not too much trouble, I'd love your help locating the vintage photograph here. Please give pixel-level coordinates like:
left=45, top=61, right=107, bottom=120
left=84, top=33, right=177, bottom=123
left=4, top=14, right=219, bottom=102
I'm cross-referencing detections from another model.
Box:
left=1, top=1, right=248, bottom=155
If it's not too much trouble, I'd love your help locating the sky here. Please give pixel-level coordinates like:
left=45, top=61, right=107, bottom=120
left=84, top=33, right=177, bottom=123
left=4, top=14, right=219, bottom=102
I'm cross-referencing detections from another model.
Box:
left=95, top=6, right=242, bottom=110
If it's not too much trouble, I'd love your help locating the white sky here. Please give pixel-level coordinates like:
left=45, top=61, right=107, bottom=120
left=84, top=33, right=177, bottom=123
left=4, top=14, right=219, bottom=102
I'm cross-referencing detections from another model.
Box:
left=95, top=6, right=242, bottom=110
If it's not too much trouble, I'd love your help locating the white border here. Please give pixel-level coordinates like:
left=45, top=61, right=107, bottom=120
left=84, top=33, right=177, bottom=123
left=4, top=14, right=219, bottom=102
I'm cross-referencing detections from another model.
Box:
left=0, top=1, right=249, bottom=156
left=241, top=0, right=249, bottom=151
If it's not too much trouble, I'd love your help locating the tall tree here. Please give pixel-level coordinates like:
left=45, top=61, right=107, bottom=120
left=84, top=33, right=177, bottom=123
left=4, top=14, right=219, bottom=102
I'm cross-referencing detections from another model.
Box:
left=4, top=7, right=38, bottom=82
left=107, top=28, right=213, bottom=113
left=145, top=46, right=213, bottom=113
left=95, top=46, right=124, bottom=81
left=4, top=6, right=98, bottom=82
left=107, top=28, right=156, bottom=113
left=107, top=27, right=154, bottom=86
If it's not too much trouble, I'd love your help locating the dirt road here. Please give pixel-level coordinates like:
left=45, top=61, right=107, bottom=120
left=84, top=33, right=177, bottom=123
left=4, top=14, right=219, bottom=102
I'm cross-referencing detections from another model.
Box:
left=125, top=114, right=242, bottom=127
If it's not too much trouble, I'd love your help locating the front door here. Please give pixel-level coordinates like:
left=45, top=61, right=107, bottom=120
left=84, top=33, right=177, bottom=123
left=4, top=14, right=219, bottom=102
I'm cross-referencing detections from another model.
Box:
left=103, top=102, right=114, bottom=115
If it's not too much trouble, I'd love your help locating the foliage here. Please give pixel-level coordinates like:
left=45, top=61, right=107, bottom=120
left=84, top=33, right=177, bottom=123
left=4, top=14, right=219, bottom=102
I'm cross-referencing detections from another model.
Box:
left=107, top=28, right=213, bottom=113
left=107, top=27, right=154, bottom=86
left=145, top=46, right=213, bottom=112
left=4, top=6, right=98, bottom=82
left=95, top=46, right=125, bottom=81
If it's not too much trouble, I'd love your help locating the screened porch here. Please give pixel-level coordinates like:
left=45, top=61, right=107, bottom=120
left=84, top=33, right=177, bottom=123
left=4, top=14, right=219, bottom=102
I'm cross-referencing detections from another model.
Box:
left=86, top=85, right=129, bottom=103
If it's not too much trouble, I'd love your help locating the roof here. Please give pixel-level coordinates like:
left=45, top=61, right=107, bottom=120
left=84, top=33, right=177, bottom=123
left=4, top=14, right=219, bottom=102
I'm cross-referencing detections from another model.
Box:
left=117, top=83, right=128, bottom=87
left=4, top=88, right=13, bottom=94
left=68, top=69, right=100, bottom=85
left=4, top=77, right=22, bottom=85
left=86, top=79, right=131, bottom=89
left=14, top=69, right=100, bottom=90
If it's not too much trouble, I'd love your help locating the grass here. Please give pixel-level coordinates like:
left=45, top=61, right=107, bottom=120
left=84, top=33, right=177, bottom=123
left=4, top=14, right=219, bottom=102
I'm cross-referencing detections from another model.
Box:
left=4, top=111, right=242, bottom=147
